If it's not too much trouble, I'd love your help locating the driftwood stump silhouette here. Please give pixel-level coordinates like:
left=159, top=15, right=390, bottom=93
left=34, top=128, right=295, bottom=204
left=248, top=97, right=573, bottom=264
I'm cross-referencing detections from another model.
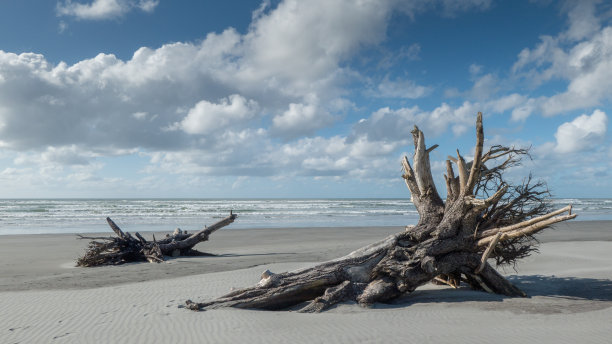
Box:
left=186, top=113, right=576, bottom=312
left=77, top=213, right=236, bottom=266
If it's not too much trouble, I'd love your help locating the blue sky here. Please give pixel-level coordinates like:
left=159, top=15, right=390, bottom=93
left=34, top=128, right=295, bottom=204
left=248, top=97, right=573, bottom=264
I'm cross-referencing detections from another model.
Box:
left=0, top=0, right=610, bottom=198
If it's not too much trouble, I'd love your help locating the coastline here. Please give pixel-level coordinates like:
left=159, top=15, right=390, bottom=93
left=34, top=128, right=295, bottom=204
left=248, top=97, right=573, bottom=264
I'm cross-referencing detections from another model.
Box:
left=2, top=220, right=612, bottom=343
left=2, top=198, right=610, bottom=236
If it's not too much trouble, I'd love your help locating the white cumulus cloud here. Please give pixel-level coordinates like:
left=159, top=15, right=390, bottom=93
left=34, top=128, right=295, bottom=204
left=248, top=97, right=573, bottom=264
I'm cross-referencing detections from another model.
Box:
left=367, top=76, right=432, bottom=99
left=554, top=109, right=608, bottom=153
left=512, top=1, right=612, bottom=117
left=177, top=95, right=259, bottom=135
left=562, top=0, right=602, bottom=42
left=56, top=0, right=159, bottom=20
left=271, top=95, right=335, bottom=139
left=352, top=100, right=498, bottom=142
left=5, top=0, right=582, bottom=194
left=137, top=0, right=158, bottom=13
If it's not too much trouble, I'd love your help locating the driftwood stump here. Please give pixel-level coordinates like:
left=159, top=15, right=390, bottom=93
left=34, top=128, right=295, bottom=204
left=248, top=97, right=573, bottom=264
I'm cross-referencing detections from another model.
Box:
left=77, top=212, right=236, bottom=266
left=186, top=113, right=576, bottom=312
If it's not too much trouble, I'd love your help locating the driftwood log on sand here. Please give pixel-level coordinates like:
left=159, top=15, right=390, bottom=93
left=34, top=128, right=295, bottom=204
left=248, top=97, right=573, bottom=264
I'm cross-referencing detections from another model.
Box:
left=185, top=113, right=576, bottom=312
left=76, top=212, right=236, bottom=267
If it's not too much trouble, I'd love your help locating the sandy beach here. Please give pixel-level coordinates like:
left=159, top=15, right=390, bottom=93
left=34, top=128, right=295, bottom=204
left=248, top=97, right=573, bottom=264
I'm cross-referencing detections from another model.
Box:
left=2, top=220, right=612, bottom=343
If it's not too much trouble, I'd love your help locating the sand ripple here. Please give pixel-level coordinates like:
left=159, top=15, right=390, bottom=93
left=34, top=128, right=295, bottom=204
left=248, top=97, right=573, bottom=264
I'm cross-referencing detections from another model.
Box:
left=2, top=237, right=612, bottom=343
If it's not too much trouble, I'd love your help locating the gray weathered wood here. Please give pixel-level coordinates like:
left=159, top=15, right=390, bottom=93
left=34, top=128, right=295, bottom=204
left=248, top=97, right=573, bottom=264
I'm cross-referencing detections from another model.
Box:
left=77, top=213, right=236, bottom=266
left=186, top=114, right=576, bottom=312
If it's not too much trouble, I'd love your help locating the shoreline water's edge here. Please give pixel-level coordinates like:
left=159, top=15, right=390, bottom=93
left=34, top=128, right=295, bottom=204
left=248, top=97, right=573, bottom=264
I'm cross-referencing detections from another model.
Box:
left=1, top=198, right=611, bottom=235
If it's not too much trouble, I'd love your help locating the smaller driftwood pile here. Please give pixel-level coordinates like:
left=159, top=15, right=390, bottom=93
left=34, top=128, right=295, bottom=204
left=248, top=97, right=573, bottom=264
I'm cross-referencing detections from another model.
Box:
left=76, top=212, right=236, bottom=267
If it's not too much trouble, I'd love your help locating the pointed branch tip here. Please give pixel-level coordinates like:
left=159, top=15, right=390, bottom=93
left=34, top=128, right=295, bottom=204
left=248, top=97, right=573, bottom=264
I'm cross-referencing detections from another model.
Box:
left=426, top=144, right=439, bottom=154
left=476, top=232, right=501, bottom=274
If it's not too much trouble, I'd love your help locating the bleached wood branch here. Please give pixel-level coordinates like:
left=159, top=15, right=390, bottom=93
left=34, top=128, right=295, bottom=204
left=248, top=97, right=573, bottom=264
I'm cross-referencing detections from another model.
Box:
left=477, top=208, right=577, bottom=247
left=465, top=112, right=484, bottom=195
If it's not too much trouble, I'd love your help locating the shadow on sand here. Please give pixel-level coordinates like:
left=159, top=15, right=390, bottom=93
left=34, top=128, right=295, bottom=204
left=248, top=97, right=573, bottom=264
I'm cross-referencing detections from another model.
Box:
left=509, top=274, right=612, bottom=301
left=380, top=275, right=612, bottom=310
left=212, top=252, right=297, bottom=258
left=164, top=251, right=297, bottom=259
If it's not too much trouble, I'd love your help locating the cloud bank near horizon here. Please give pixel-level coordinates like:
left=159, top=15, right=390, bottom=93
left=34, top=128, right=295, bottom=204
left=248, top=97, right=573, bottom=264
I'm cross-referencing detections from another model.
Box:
left=0, top=0, right=610, bottom=197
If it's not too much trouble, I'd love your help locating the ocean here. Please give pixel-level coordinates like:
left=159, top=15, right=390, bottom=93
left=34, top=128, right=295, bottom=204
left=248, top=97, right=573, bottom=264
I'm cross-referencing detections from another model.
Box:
left=0, top=198, right=610, bottom=235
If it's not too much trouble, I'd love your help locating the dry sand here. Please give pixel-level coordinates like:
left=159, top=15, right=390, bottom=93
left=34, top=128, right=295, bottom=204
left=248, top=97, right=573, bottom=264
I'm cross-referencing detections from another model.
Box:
left=1, top=221, right=612, bottom=343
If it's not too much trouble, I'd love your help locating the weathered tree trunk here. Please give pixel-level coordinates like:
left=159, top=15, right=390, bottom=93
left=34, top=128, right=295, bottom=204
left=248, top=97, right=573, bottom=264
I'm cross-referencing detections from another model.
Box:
left=77, top=212, right=236, bottom=267
left=186, top=113, right=576, bottom=312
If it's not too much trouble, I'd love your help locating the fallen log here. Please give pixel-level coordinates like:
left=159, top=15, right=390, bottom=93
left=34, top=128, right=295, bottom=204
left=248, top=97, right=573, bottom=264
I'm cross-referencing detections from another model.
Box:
left=185, top=113, right=576, bottom=312
left=76, top=212, right=237, bottom=267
